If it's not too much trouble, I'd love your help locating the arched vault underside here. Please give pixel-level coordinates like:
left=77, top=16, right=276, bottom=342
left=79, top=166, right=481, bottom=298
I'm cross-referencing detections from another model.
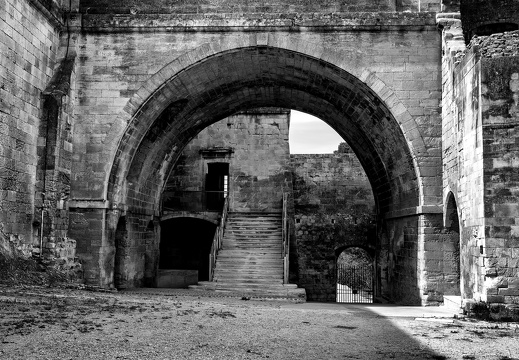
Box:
left=108, top=46, right=422, bottom=218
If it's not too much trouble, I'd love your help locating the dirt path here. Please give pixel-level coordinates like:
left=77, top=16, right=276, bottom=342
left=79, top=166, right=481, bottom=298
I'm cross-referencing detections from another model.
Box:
left=0, top=286, right=518, bottom=360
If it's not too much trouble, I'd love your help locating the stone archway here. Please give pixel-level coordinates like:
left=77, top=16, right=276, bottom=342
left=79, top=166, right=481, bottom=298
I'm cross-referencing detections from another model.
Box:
left=93, top=42, right=441, bottom=303
left=107, top=46, right=424, bottom=214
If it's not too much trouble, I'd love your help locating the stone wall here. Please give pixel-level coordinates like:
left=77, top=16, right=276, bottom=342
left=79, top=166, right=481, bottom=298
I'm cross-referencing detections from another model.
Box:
left=291, top=146, right=376, bottom=302
left=480, top=56, right=519, bottom=303
left=441, top=16, right=519, bottom=304
left=441, top=18, right=485, bottom=301
left=0, top=0, right=62, bottom=255
left=166, top=109, right=291, bottom=213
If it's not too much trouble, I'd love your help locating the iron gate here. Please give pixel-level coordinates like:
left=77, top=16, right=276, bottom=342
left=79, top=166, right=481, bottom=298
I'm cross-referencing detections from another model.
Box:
left=336, top=264, right=373, bottom=303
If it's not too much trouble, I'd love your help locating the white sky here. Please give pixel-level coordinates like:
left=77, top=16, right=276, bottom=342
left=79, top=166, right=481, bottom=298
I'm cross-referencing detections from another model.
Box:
left=289, top=110, right=344, bottom=154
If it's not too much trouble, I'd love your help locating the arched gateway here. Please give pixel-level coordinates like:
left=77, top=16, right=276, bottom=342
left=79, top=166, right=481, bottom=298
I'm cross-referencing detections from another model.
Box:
left=73, top=39, right=443, bottom=305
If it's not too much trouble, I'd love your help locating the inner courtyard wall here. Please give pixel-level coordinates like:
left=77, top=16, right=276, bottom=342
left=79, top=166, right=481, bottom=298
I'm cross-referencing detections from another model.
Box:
left=291, top=147, right=377, bottom=302
left=165, top=112, right=378, bottom=302
left=165, top=109, right=291, bottom=213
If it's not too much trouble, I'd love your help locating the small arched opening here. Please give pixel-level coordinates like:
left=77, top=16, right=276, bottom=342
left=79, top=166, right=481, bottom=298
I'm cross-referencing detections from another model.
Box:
left=336, top=246, right=374, bottom=303
left=443, top=192, right=461, bottom=296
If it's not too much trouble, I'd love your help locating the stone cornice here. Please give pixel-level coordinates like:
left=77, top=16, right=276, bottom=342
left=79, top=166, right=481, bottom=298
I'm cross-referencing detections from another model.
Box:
left=28, top=0, right=64, bottom=30
left=78, top=12, right=438, bottom=33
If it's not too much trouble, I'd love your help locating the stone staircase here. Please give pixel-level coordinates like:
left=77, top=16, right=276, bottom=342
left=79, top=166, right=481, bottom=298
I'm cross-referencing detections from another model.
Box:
left=189, top=212, right=306, bottom=301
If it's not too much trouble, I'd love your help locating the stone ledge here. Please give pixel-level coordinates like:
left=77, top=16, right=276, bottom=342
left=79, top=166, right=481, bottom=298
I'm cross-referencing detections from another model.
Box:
left=384, top=205, right=443, bottom=219
left=80, top=12, right=438, bottom=33
left=68, top=199, right=110, bottom=209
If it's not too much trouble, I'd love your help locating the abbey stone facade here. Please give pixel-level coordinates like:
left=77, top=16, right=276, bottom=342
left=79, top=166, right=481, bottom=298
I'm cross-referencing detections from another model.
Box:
left=1, top=0, right=519, bottom=306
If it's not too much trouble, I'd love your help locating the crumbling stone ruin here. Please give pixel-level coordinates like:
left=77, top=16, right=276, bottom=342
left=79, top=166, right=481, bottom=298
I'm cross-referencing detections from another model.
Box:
left=1, top=0, right=519, bottom=312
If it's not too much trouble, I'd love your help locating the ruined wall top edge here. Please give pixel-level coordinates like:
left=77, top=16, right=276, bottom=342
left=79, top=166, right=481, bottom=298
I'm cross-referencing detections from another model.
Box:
left=78, top=0, right=440, bottom=15
left=461, top=0, right=519, bottom=42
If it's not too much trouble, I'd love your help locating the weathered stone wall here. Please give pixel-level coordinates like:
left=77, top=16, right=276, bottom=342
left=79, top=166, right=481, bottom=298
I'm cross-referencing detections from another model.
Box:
left=166, top=109, right=291, bottom=213
left=441, top=19, right=485, bottom=301
left=441, top=14, right=519, bottom=304
left=480, top=56, right=519, bottom=303
left=0, top=0, right=62, bottom=255
left=291, top=147, right=376, bottom=302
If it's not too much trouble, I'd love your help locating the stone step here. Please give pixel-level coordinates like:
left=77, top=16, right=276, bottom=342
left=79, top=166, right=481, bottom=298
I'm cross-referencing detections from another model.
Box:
left=214, top=277, right=283, bottom=284
left=215, top=264, right=283, bottom=269
left=225, top=233, right=281, bottom=237
left=224, top=240, right=281, bottom=243
left=214, top=269, right=283, bottom=280
left=215, top=272, right=283, bottom=278
left=215, top=282, right=297, bottom=289
left=188, top=284, right=306, bottom=301
left=225, top=233, right=280, bottom=236
left=225, top=232, right=281, bottom=236
left=214, top=274, right=283, bottom=280
left=222, top=246, right=282, bottom=251
left=224, top=234, right=282, bottom=239
left=216, top=256, right=282, bottom=260
left=215, top=265, right=283, bottom=271
left=217, top=252, right=281, bottom=257
left=218, top=250, right=281, bottom=255
left=225, top=220, right=282, bottom=225
left=228, top=218, right=281, bottom=221
left=224, top=239, right=281, bottom=243
left=223, top=245, right=281, bottom=248
left=217, top=258, right=281, bottom=262
left=228, top=213, right=281, bottom=217
left=215, top=266, right=283, bottom=272
left=224, top=246, right=280, bottom=250
left=224, top=235, right=281, bottom=238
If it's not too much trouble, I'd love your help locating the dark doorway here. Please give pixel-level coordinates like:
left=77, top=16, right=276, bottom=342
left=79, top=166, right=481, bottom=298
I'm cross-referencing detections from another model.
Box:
left=445, top=193, right=461, bottom=296
left=205, top=163, right=229, bottom=210
left=336, top=247, right=374, bottom=303
left=159, top=218, right=216, bottom=281
left=114, top=216, right=127, bottom=289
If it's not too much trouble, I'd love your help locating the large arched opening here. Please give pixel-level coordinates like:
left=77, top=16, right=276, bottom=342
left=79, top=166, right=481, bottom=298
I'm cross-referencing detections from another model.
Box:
left=102, top=44, right=435, bottom=303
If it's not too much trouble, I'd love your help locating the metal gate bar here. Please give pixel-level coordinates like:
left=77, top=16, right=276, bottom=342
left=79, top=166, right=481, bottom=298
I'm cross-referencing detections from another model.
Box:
left=336, top=264, right=373, bottom=303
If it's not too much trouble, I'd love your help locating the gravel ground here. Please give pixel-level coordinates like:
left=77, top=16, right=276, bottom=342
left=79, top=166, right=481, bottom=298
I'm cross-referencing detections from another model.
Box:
left=0, top=286, right=518, bottom=360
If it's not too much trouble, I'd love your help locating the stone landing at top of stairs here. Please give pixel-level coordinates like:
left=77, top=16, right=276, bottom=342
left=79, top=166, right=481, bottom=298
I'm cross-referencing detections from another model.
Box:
left=189, top=212, right=306, bottom=302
